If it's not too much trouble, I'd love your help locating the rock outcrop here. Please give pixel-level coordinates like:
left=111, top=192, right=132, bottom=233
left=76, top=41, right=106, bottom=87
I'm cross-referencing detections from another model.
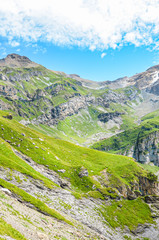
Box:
left=34, top=95, right=96, bottom=125
left=98, top=112, right=124, bottom=123
left=146, top=80, right=159, bottom=96
left=0, top=85, right=18, bottom=100
left=133, top=131, right=159, bottom=166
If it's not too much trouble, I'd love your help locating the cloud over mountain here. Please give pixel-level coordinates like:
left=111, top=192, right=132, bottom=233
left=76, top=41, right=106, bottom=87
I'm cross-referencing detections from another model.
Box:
left=1, top=0, right=159, bottom=50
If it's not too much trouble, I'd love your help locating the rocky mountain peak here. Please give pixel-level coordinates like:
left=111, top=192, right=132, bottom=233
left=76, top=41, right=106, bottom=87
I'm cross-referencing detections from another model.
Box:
left=146, top=64, right=159, bottom=72
left=0, top=53, right=39, bottom=68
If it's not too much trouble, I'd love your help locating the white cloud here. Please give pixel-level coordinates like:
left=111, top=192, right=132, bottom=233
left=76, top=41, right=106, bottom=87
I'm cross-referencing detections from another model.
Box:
left=26, top=43, right=47, bottom=54
left=0, top=0, right=159, bottom=50
left=101, top=52, right=106, bottom=58
left=9, top=40, right=20, bottom=47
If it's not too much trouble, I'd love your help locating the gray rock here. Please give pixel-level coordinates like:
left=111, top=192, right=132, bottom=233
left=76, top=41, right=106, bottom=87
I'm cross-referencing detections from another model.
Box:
left=0, top=188, right=12, bottom=196
left=98, top=111, right=124, bottom=123
left=144, top=195, right=159, bottom=203
left=131, top=224, right=149, bottom=235
left=78, top=167, right=89, bottom=178
left=57, top=169, right=66, bottom=173
left=133, top=131, right=159, bottom=166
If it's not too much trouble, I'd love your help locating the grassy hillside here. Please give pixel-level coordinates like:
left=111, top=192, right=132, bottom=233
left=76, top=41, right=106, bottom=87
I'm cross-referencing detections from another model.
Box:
left=141, top=109, right=159, bottom=121
left=0, top=110, right=151, bottom=193
left=0, top=112, right=158, bottom=237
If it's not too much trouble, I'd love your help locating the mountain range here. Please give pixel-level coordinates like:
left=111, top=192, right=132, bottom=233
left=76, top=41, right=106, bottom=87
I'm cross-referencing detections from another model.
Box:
left=0, top=53, right=159, bottom=240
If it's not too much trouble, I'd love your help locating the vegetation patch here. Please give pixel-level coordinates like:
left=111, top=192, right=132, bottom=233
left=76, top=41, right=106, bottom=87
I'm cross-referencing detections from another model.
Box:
left=138, top=163, right=159, bottom=174
left=56, top=107, right=106, bottom=144
left=0, top=138, right=55, bottom=189
left=0, top=217, right=27, bottom=240
left=99, top=198, right=154, bottom=230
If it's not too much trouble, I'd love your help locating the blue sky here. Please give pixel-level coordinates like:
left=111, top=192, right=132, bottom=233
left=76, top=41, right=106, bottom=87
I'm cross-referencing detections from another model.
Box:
left=1, top=0, right=159, bottom=81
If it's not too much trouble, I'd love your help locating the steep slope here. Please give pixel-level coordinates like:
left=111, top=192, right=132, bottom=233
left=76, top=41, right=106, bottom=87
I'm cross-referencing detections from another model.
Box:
left=0, top=110, right=159, bottom=239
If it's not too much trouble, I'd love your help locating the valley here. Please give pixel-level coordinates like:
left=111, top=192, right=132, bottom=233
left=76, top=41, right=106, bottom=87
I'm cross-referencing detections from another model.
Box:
left=0, top=54, right=159, bottom=239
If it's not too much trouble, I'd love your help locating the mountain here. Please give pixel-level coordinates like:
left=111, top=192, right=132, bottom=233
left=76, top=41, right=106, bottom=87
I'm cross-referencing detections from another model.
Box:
left=0, top=53, right=39, bottom=68
left=1, top=53, right=159, bottom=147
left=0, top=54, right=159, bottom=239
left=0, top=53, right=159, bottom=154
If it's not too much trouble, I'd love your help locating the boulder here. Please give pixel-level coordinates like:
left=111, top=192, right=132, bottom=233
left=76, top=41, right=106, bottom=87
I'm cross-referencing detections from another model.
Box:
left=78, top=167, right=88, bottom=178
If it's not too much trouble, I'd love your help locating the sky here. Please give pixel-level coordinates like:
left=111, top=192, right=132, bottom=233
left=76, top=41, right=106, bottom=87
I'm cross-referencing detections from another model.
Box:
left=1, top=0, right=159, bottom=81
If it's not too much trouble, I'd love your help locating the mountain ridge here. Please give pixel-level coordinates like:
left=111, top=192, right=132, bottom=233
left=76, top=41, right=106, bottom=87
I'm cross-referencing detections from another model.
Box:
left=2, top=53, right=159, bottom=90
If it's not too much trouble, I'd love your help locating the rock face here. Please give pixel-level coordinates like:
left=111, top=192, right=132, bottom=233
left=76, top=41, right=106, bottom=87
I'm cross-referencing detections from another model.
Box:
left=33, top=95, right=96, bottom=125
left=0, top=85, right=18, bottom=100
left=139, top=175, right=159, bottom=195
left=51, top=95, right=95, bottom=119
left=34, top=87, right=141, bottom=126
left=33, top=89, right=46, bottom=100
left=146, top=80, right=159, bottom=96
left=133, top=131, right=159, bottom=166
left=98, top=112, right=124, bottom=123
left=78, top=167, right=89, bottom=178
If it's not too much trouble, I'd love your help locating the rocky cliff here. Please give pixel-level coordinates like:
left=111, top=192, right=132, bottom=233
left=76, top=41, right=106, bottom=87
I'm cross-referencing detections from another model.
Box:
left=133, top=131, right=159, bottom=165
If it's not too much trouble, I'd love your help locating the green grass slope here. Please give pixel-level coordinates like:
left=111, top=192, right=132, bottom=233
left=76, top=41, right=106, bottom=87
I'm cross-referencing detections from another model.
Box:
left=99, top=197, right=154, bottom=230
left=0, top=110, right=158, bottom=234
left=0, top=138, right=56, bottom=189
left=0, top=110, right=151, bottom=194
